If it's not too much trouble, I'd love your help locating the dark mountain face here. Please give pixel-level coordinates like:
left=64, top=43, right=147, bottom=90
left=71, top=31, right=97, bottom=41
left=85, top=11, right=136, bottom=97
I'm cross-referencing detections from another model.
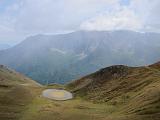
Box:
left=0, top=30, right=160, bottom=84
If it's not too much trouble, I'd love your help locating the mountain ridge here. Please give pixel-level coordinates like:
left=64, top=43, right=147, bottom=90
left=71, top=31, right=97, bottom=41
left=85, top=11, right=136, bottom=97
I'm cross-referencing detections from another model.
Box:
left=0, top=30, right=160, bottom=84
left=67, top=62, right=160, bottom=116
left=67, top=61, right=160, bottom=118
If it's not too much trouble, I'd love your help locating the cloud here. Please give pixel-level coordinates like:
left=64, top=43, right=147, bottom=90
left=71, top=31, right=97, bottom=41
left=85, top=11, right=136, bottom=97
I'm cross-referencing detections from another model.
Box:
left=80, top=7, right=143, bottom=31
left=0, top=0, right=121, bottom=43
left=10, top=0, right=119, bottom=32
left=0, top=0, right=160, bottom=43
left=80, top=0, right=160, bottom=32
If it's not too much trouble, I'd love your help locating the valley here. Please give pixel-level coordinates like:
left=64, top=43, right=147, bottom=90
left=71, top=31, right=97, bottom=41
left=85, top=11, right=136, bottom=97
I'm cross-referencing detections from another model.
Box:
left=0, top=31, right=160, bottom=84
left=0, top=61, right=160, bottom=120
left=1, top=1, right=160, bottom=120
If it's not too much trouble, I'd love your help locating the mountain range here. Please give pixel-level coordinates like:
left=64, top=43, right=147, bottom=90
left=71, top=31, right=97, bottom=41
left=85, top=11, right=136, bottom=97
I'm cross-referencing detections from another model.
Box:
left=0, top=30, right=160, bottom=84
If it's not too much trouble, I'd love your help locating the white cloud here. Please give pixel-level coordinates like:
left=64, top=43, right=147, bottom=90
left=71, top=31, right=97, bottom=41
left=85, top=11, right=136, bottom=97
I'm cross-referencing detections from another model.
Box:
left=11, top=0, right=119, bottom=33
left=0, top=0, right=160, bottom=44
left=0, top=0, right=121, bottom=43
left=80, top=0, right=160, bottom=32
left=80, top=7, right=143, bottom=31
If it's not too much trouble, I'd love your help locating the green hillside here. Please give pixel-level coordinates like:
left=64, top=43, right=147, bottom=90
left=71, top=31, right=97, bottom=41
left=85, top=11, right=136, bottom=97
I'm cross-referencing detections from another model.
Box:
left=0, top=62, right=160, bottom=120
left=0, top=65, right=42, bottom=120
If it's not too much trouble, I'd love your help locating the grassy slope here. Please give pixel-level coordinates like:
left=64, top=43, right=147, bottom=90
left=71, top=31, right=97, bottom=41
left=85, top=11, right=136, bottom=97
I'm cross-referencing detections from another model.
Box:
left=67, top=62, right=160, bottom=120
left=0, top=62, right=160, bottom=120
left=0, top=65, right=42, bottom=120
left=0, top=66, right=113, bottom=120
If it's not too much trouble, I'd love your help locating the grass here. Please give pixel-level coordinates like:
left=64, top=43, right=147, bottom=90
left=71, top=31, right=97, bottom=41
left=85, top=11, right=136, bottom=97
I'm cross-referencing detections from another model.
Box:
left=20, top=95, right=119, bottom=120
left=0, top=63, right=160, bottom=120
left=66, top=65, right=160, bottom=120
left=0, top=66, right=42, bottom=120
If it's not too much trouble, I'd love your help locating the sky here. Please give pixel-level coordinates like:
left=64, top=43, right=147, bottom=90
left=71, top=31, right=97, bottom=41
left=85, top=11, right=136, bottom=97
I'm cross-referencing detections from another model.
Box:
left=0, top=0, right=160, bottom=44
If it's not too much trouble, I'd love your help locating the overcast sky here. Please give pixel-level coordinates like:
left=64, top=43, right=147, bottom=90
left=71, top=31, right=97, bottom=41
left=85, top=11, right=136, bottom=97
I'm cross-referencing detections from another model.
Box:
left=0, top=0, right=160, bottom=44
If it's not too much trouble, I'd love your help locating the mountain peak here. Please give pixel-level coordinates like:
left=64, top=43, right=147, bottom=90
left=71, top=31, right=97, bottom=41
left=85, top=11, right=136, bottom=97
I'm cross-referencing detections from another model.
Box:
left=1, top=31, right=160, bottom=84
left=93, top=65, right=129, bottom=80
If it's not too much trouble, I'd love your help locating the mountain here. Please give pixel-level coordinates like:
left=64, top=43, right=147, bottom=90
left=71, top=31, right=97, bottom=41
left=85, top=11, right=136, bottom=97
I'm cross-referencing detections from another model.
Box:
left=0, top=65, right=41, bottom=120
left=0, top=62, right=160, bottom=120
left=67, top=61, right=160, bottom=120
left=0, top=30, right=160, bottom=84
left=0, top=44, right=11, bottom=50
